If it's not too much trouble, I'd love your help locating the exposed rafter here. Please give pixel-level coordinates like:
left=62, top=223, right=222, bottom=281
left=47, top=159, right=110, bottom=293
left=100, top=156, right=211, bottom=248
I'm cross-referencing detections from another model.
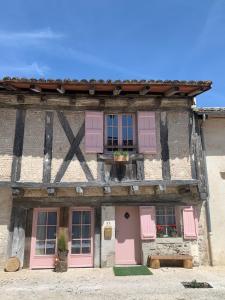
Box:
left=56, top=85, right=65, bottom=94
left=139, top=86, right=151, bottom=95
left=4, top=84, right=17, bottom=91
left=30, top=84, right=41, bottom=93
left=113, top=86, right=122, bottom=96
left=188, top=88, right=204, bottom=97
left=164, top=87, right=179, bottom=97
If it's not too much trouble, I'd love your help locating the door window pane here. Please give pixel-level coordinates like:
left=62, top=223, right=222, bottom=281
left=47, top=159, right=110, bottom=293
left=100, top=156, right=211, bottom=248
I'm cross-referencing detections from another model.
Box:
left=82, top=240, right=91, bottom=254
left=36, top=226, right=46, bottom=240
left=35, top=241, right=45, bottom=255
left=72, top=211, right=81, bottom=224
left=47, top=226, right=56, bottom=239
left=82, top=211, right=91, bottom=224
left=37, top=212, right=47, bottom=225
left=48, top=212, right=57, bottom=225
left=72, top=240, right=81, bottom=254
left=72, top=225, right=81, bottom=239
left=82, top=225, right=91, bottom=238
left=46, top=241, right=56, bottom=255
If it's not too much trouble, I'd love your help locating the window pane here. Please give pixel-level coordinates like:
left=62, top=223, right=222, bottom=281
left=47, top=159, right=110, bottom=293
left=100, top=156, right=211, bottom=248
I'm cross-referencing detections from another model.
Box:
left=127, top=127, right=133, bottom=145
left=36, top=226, right=46, bottom=240
left=37, top=212, right=47, bottom=225
left=167, top=207, right=174, bottom=215
left=156, top=215, right=165, bottom=225
left=72, top=225, right=81, bottom=239
left=82, top=225, right=91, bottom=238
left=46, top=240, right=56, bottom=254
left=82, top=211, right=91, bottom=224
left=167, top=215, right=176, bottom=225
left=48, top=212, right=57, bottom=225
left=127, top=115, right=133, bottom=126
left=122, top=115, right=127, bottom=126
left=47, top=226, right=56, bottom=239
left=107, top=115, right=113, bottom=126
left=71, top=240, right=81, bottom=254
left=35, top=241, right=45, bottom=255
left=112, top=115, right=118, bottom=126
left=107, top=127, right=112, bottom=139
left=82, top=240, right=91, bottom=254
left=72, top=211, right=81, bottom=224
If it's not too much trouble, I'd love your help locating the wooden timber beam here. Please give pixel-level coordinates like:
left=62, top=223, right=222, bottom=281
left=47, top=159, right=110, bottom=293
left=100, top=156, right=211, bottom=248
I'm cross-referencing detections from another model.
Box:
left=187, top=88, right=204, bottom=97
left=89, top=86, right=95, bottom=95
left=104, top=186, right=111, bottom=194
left=3, top=84, right=17, bottom=91
left=47, top=187, right=55, bottom=196
left=17, top=95, right=25, bottom=104
left=139, top=86, right=151, bottom=95
left=30, top=84, right=41, bottom=93
left=164, top=87, right=179, bottom=97
left=113, top=86, right=122, bottom=96
left=56, top=85, right=65, bottom=94
left=43, top=111, right=54, bottom=183
left=76, top=186, right=84, bottom=194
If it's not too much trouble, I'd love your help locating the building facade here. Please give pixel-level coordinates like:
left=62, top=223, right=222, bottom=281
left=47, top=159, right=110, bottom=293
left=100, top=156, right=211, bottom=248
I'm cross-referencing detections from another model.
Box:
left=0, top=78, right=212, bottom=269
left=196, top=108, right=225, bottom=266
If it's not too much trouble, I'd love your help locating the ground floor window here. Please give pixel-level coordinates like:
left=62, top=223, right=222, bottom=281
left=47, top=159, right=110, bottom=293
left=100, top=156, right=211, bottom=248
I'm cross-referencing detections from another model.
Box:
left=156, top=206, right=178, bottom=238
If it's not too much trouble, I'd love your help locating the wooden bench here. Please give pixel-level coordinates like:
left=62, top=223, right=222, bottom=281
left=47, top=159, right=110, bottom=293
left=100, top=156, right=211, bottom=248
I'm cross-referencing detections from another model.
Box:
left=148, top=255, right=193, bottom=269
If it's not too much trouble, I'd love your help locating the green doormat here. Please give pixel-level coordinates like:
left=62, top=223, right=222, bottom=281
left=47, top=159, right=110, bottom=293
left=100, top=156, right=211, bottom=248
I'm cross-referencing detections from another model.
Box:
left=113, top=266, right=153, bottom=276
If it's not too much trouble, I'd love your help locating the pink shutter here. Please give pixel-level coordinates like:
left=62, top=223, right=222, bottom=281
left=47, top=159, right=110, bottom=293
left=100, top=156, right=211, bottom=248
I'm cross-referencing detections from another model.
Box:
left=138, top=111, right=156, bottom=154
left=85, top=111, right=103, bottom=153
left=183, top=206, right=198, bottom=240
left=140, top=206, right=156, bottom=240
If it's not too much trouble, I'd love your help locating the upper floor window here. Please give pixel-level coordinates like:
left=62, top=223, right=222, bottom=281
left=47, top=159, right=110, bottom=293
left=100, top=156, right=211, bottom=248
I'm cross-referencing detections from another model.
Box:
left=105, top=113, right=136, bottom=152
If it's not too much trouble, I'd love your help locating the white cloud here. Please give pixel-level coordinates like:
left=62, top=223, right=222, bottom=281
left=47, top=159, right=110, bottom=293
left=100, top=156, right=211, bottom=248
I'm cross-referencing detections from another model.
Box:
left=0, top=28, right=64, bottom=44
left=0, top=62, right=50, bottom=77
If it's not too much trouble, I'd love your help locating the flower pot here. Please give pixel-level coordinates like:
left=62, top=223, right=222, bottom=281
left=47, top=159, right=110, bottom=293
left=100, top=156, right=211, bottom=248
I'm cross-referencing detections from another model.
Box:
left=114, top=155, right=129, bottom=162
left=58, top=250, right=69, bottom=261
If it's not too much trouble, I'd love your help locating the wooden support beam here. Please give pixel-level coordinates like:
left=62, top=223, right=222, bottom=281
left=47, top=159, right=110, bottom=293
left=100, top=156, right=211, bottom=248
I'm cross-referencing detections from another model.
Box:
left=94, top=207, right=101, bottom=267
left=89, top=86, right=95, bottom=95
left=30, top=84, right=41, bottom=93
left=113, top=86, right=122, bottom=96
left=104, top=186, right=111, bottom=194
left=8, top=207, right=27, bottom=268
left=43, top=111, right=54, bottom=183
left=23, top=208, right=33, bottom=268
left=69, top=98, right=76, bottom=105
left=164, top=87, right=179, bottom=97
left=56, top=85, right=65, bottom=94
left=139, top=86, right=151, bottom=95
left=47, top=187, right=55, bottom=196
left=40, top=95, right=47, bottom=102
left=160, top=112, right=171, bottom=180
left=188, top=88, right=204, bottom=97
left=11, top=109, right=26, bottom=182
left=76, top=186, right=84, bottom=194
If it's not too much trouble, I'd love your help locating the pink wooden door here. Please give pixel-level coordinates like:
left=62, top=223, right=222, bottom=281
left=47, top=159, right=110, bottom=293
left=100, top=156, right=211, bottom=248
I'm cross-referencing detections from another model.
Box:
left=68, top=207, right=94, bottom=267
left=30, top=208, right=59, bottom=269
left=115, top=206, right=141, bottom=265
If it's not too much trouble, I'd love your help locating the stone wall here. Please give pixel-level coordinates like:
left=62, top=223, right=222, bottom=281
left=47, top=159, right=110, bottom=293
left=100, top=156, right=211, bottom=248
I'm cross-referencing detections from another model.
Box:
left=141, top=203, right=209, bottom=266
left=101, top=206, right=115, bottom=267
left=0, top=188, right=12, bottom=269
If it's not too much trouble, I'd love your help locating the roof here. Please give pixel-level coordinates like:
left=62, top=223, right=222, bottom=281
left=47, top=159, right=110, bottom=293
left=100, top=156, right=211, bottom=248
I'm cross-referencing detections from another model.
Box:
left=0, top=77, right=212, bottom=97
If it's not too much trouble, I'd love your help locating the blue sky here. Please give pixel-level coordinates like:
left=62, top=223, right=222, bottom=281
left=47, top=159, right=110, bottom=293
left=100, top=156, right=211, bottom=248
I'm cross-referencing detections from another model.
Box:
left=0, top=0, right=224, bottom=107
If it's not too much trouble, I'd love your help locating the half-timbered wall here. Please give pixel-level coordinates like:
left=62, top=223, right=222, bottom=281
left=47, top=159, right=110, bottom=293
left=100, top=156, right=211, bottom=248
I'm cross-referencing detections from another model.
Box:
left=0, top=100, right=193, bottom=184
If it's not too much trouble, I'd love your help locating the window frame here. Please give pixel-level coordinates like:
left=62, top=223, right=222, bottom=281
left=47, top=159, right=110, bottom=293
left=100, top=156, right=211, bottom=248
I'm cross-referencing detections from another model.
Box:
left=156, top=206, right=179, bottom=238
left=104, top=113, right=136, bottom=152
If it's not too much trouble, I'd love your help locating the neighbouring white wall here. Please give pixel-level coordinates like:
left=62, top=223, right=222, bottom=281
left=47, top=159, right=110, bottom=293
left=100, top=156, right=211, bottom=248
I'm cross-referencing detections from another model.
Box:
left=203, top=118, right=225, bottom=265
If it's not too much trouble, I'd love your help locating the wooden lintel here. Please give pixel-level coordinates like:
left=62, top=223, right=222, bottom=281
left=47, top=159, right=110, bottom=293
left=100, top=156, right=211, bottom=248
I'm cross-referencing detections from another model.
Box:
left=69, top=98, right=76, bottom=105
left=30, top=84, right=41, bottom=93
left=130, top=185, right=139, bottom=194
left=139, top=86, right=151, bottom=95
left=56, top=85, right=65, bottom=94
left=17, top=95, right=25, bottom=103
left=164, top=87, right=179, bottom=97
left=40, top=95, right=47, bottom=102
left=113, top=86, right=122, bottom=96
left=89, top=87, right=95, bottom=95
left=12, top=188, right=24, bottom=196
left=188, top=88, right=204, bottom=97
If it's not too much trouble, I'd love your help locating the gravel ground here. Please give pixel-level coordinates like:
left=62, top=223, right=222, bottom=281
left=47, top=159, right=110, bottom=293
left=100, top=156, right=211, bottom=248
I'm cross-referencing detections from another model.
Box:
left=0, top=266, right=225, bottom=300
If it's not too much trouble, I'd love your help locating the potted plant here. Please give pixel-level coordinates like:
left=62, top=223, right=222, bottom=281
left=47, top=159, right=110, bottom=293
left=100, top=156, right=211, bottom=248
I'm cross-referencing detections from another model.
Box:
left=113, top=150, right=129, bottom=162
left=168, top=225, right=177, bottom=238
left=156, top=225, right=164, bottom=237
left=55, top=229, right=69, bottom=272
